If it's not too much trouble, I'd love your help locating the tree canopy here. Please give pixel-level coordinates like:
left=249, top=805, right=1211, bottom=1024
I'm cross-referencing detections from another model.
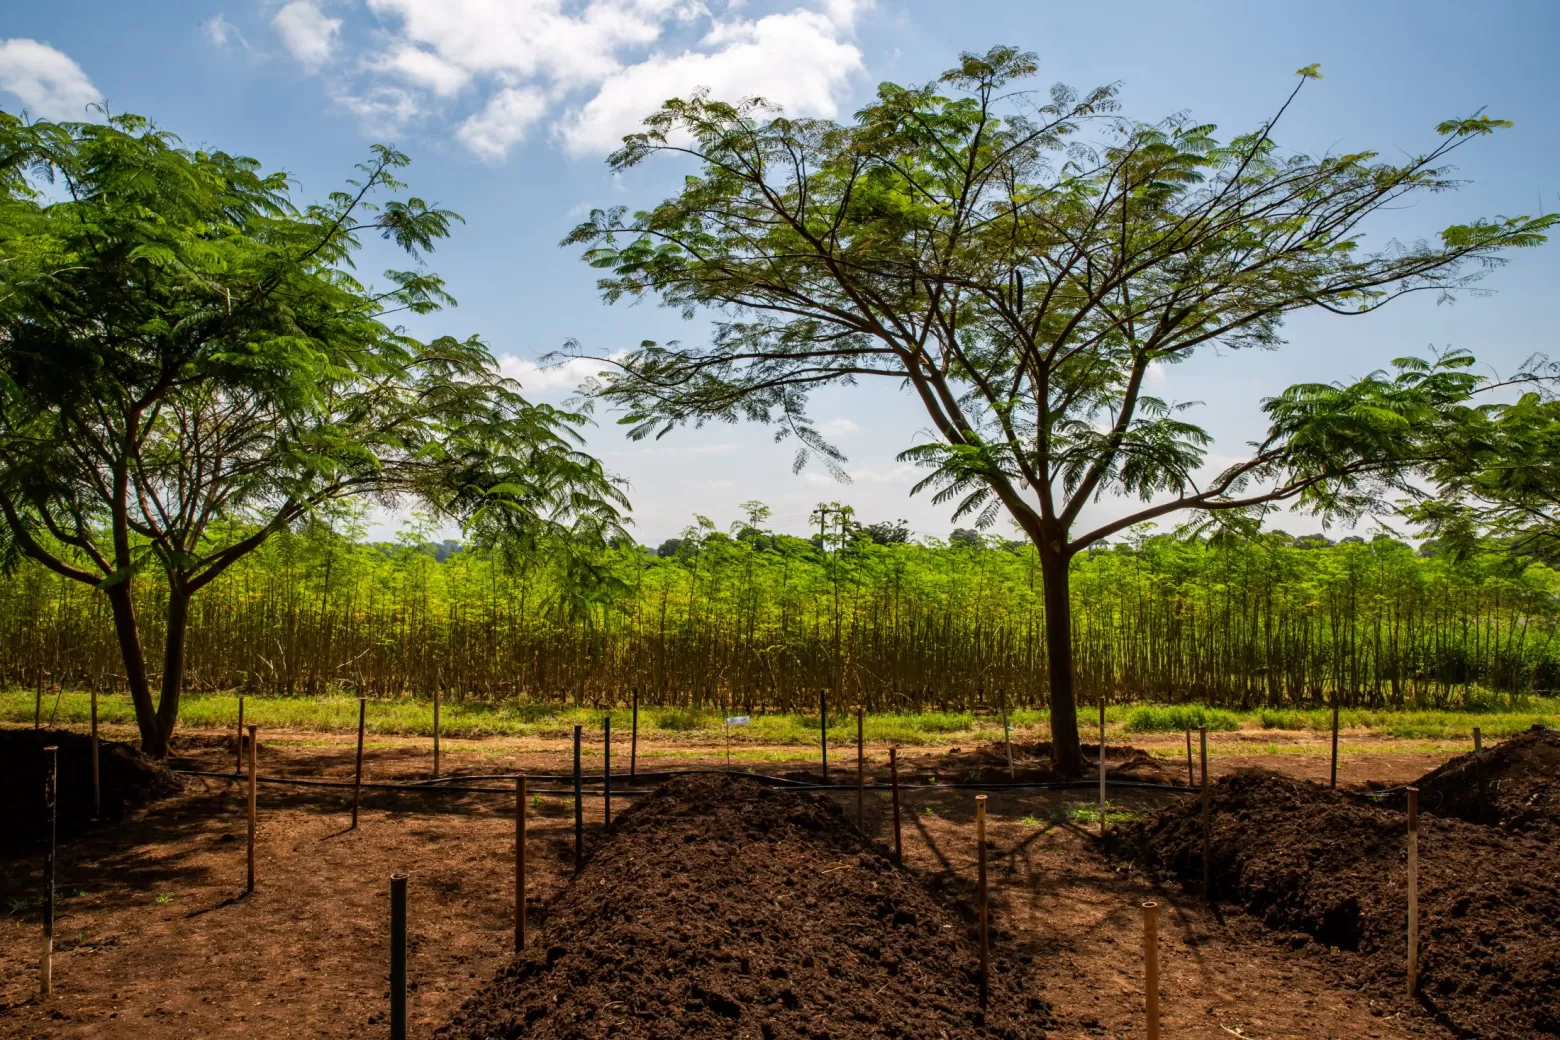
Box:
left=0, top=110, right=627, bottom=754
left=560, top=46, right=1554, bottom=771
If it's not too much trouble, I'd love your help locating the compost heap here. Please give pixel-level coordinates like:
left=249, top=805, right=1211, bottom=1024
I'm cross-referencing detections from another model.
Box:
left=1109, top=768, right=1560, bottom=1039
left=0, top=727, right=181, bottom=846
left=930, top=741, right=1185, bottom=786
left=1389, top=724, right=1559, bottom=837
left=439, top=774, right=1046, bottom=1040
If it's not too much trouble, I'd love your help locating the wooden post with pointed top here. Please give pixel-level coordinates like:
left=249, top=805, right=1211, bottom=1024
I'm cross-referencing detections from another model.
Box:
left=573, top=725, right=584, bottom=874
left=630, top=687, right=639, bottom=777
left=432, top=683, right=441, bottom=779
left=976, top=794, right=990, bottom=1008
left=603, top=716, right=612, bottom=833
left=1407, top=786, right=1420, bottom=995
left=1473, top=726, right=1486, bottom=823
left=819, top=689, right=829, bottom=784
left=1184, top=729, right=1194, bottom=786
left=235, top=694, right=245, bottom=775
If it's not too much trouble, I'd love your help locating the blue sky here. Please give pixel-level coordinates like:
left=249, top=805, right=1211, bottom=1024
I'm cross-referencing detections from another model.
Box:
left=3, top=0, right=1557, bottom=544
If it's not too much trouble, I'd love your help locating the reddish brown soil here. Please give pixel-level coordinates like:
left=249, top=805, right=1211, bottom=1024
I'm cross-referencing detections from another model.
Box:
left=1107, top=769, right=1560, bottom=1039
left=440, top=774, right=1045, bottom=1040
left=1, top=729, right=181, bottom=845
left=0, top=729, right=1466, bottom=1040
left=1390, top=725, right=1559, bottom=836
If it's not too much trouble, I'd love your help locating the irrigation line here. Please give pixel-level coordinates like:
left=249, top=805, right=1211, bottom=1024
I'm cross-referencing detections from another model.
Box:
left=174, top=767, right=1204, bottom=799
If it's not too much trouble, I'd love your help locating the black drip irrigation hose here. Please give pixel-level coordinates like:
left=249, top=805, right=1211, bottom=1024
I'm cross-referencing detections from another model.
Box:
left=173, top=767, right=1203, bottom=798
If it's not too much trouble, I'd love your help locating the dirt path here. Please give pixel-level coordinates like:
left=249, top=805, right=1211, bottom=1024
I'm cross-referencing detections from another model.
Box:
left=0, top=730, right=1460, bottom=1039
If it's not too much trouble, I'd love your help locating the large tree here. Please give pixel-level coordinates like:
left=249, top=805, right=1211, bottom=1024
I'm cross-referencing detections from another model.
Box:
left=558, top=48, right=1552, bottom=772
left=0, top=111, right=627, bottom=756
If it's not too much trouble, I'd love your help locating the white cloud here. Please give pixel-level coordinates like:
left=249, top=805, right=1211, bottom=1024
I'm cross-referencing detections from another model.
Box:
left=314, top=0, right=870, bottom=159
left=0, top=39, right=101, bottom=120
left=458, top=87, right=550, bottom=159
left=337, top=85, right=421, bottom=133
left=203, top=15, right=247, bottom=47
left=816, top=417, right=858, bottom=436
left=498, top=353, right=616, bottom=393
left=273, top=1, right=341, bottom=68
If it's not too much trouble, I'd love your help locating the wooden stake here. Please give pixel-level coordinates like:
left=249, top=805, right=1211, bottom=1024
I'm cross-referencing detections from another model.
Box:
left=1407, top=786, right=1419, bottom=996
left=856, top=704, right=865, bottom=830
left=515, top=776, right=526, bottom=951
left=1199, top=726, right=1211, bottom=898
left=390, top=873, right=408, bottom=1040
left=35, top=670, right=42, bottom=729
left=1142, top=901, right=1160, bottom=1040
left=432, top=683, right=441, bottom=780
left=603, top=716, right=612, bottom=833
left=246, top=725, right=258, bottom=893
left=889, top=747, right=903, bottom=866
left=573, top=725, right=584, bottom=874
left=1184, top=729, right=1194, bottom=786
left=90, top=687, right=101, bottom=820
left=1330, top=697, right=1340, bottom=790
left=351, top=698, right=366, bottom=830
left=1098, top=698, right=1108, bottom=838
left=235, top=695, right=244, bottom=776
left=41, top=745, right=56, bottom=997
left=976, top=794, right=990, bottom=1008
left=819, top=688, right=829, bottom=784
left=630, top=687, right=639, bottom=777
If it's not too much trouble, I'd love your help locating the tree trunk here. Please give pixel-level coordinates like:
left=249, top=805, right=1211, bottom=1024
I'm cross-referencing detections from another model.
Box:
left=1039, top=541, right=1084, bottom=775
left=104, top=583, right=162, bottom=756
left=155, top=583, right=191, bottom=755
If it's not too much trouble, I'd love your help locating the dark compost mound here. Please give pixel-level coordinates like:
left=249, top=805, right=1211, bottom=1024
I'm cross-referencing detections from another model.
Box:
left=1108, top=768, right=1560, bottom=1039
left=0, top=727, right=181, bottom=847
left=439, top=774, right=1046, bottom=1040
left=1389, top=725, right=1559, bottom=837
left=930, top=740, right=1186, bottom=786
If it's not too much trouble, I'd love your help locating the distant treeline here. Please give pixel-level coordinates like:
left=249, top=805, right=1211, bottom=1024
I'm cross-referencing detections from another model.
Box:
left=2, top=518, right=1556, bottom=712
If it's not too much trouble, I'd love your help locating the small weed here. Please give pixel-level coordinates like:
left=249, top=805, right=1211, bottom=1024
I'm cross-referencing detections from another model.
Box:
left=1061, top=803, right=1146, bottom=826
left=1020, top=815, right=1046, bottom=828
left=75, top=929, right=85, bottom=943
left=155, top=893, right=172, bottom=905
left=531, top=794, right=542, bottom=809
left=921, top=806, right=937, bottom=816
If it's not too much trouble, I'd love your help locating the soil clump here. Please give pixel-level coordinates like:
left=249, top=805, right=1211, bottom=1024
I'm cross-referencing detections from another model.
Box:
left=439, top=773, right=1046, bottom=1040
left=1385, top=724, right=1558, bottom=838
left=0, top=727, right=182, bottom=848
left=1108, top=767, right=1560, bottom=1039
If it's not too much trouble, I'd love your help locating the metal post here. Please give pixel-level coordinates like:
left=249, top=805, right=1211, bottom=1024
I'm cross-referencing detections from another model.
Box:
left=890, top=747, right=903, bottom=865
left=1407, top=786, right=1419, bottom=996
left=90, top=687, right=101, bottom=820
left=603, top=716, right=612, bottom=833
left=351, top=697, right=366, bottom=830
left=390, top=873, right=408, bottom=1040
left=1330, top=698, right=1340, bottom=790
left=975, top=794, right=989, bottom=1008
left=246, top=725, right=258, bottom=893
left=819, top=688, right=829, bottom=784
left=1098, top=698, right=1108, bottom=837
left=515, top=777, right=526, bottom=951
left=1199, top=726, right=1211, bottom=898
left=1143, top=901, right=1160, bottom=1040
left=573, top=725, right=584, bottom=874
left=856, top=705, right=865, bottom=830
left=41, top=745, right=57, bottom=997
left=630, top=687, right=639, bottom=777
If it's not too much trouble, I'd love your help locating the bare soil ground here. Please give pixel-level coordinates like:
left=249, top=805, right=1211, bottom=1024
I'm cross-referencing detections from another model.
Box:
left=0, top=725, right=1471, bottom=1039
